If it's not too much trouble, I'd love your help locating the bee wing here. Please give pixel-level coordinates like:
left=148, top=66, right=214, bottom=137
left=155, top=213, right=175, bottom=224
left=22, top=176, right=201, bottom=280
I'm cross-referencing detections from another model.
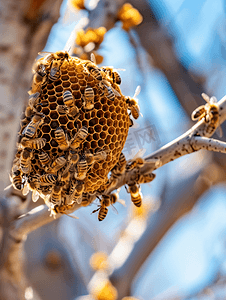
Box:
left=117, top=199, right=126, bottom=207
left=145, top=158, right=162, bottom=168
left=128, top=148, right=146, bottom=160
left=201, top=92, right=210, bottom=103
left=133, top=85, right=141, bottom=99
left=113, top=68, right=126, bottom=71
left=22, top=124, right=28, bottom=135
left=22, top=183, right=30, bottom=196
left=129, top=119, right=140, bottom=128
left=191, top=105, right=205, bottom=121
left=90, top=53, right=96, bottom=64
left=61, top=212, right=79, bottom=219
left=32, top=190, right=40, bottom=202
left=38, top=51, right=53, bottom=56
left=111, top=86, right=121, bottom=97
left=210, top=96, right=218, bottom=104
left=76, top=196, right=82, bottom=204
left=4, top=183, right=13, bottom=190
left=111, top=204, right=118, bottom=214
left=216, top=125, right=223, bottom=138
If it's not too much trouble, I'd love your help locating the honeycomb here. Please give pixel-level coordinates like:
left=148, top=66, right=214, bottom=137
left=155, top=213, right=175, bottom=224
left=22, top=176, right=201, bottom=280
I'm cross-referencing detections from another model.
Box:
left=11, top=52, right=130, bottom=215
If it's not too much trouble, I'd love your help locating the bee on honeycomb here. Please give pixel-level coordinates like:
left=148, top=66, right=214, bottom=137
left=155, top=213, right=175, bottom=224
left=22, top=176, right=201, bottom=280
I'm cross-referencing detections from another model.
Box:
left=11, top=51, right=139, bottom=217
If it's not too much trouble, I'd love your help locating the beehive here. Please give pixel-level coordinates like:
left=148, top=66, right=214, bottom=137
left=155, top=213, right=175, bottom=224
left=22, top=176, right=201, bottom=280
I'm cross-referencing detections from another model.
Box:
left=11, top=52, right=130, bottom=215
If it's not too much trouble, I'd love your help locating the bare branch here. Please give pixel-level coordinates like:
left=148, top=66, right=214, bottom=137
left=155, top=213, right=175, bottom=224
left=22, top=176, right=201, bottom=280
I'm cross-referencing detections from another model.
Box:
left=191, top=136, right=226, bottom=153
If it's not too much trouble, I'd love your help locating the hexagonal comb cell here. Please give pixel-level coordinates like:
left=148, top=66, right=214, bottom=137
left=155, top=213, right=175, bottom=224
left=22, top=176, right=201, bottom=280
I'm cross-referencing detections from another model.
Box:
left=11, top=52, right=130, bottom=216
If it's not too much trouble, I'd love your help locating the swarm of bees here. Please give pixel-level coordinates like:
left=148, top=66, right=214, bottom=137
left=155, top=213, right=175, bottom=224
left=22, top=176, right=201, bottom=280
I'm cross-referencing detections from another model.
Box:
left=9, top=50, right=155, bottom=220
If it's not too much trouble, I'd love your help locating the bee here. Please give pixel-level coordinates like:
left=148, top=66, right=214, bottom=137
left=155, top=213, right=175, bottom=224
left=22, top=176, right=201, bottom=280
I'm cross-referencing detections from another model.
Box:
left=30, top=69, right=47, bottom=94
left=110, top=152, right=127, bottom=184
left=50, top=185, right=62, bottom=206
left=63, top=90, right=79, bottom=118
left=102, top=67, right=123, bottom=85
left=68, top=106, right=80, bottom=118
left=20, top=137, right=46, bottom=150
left=105, top=86, right=115, bottom=101
left=38, top=151, right=51, bottom=167
left=84, top=150, right=108, bottom=166
left=20, top=148, right=32, bottom=174
left=54, top=127, right=70, bottom=151
left=69, top=180, right=84, bottom=204
left=28, top=92, right=40, bottom=109
left=74, top=158, right=88, bottom=180
left=60, top=168, right=71, bottom=183
left=49, top=60, right=61, bottom=81
left=22, top=113, right=45, bottom=138
left=98, top=79, right=121, bottom=99
left=81, top=193, right=93, bottom=206
left=32, top=57, right=48, bottom=74
left=50, top=156, right=67, bottom=173
left=118, top=152, right=127, bottom=167
left=137, top=172, right=156, bottom=184
left=126, top=85, right=141, bottom=120
left=70, top=150, right=80, bottom=164
left=83, top=86, right=94, bottom=110
left=28, top=175, right=40, bottom=202
left=38, top=50, right=69, bottom=65
left=126, top=149, right=147, bottom=172
left=85, top=62, right=102, bottom=81
left=10, top=169, right=23, bottom=190
left=63, top=90, right=74, bottom=106
left=25, top=106, right=34, bottom=118
left=57, top=105, right=69, bottom=115
left=70, top=126, right=88, bottom=150
left=59, top=150, right=80, bottom=180
left=40, top=174, right=57, bottom=185
left=92, top=193, right=119, bottom=221
left=25, top=92, right=40, bottom=118
left=85, top=54, right=103, bottom=81
left=127, top=183, right=142, bottom=207
left=28, top=174, right=40, bottom=190
left=68, top=150, right=80, bottom=171
left=191, top=93, right=222, bottom=137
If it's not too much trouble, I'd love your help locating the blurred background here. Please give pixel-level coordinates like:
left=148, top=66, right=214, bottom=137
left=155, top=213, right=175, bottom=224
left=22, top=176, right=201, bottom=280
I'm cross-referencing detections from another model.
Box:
left=2, top=0, right=226, bottom=299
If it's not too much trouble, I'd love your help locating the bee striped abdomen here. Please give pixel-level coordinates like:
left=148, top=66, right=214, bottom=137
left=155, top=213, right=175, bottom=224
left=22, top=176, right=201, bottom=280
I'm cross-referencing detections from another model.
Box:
left=98, top=207, right=108, bottom=221
left=38, top=151, right=50, bottom=166
left=106, top=86, right=115, bottom=101
left=20, top=149, right=32, bottom=174
left=11, top=170, right=23, bottom=190
left=55, top=127, right=69, bottom=151
left=40, top=174, right=57, bottom=185
left=63, top=90, right=74, bottom=106
left=70, top=126, right=88, bottom=150
left=129, top=184, right=142, bottom=207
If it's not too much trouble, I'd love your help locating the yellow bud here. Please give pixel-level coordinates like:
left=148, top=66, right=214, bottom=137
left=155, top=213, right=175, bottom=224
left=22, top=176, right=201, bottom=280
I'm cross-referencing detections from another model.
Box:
left=90, top=252, right=109, bottom=271
left=76, top=29, right=87, bottom=47
left=70, top=0, right=86, bottom=10
left=92, top=281, right=118, bottom=300
left=132, top=201, right=152, bottom=220
left=118, top=3, right=143, bottom=31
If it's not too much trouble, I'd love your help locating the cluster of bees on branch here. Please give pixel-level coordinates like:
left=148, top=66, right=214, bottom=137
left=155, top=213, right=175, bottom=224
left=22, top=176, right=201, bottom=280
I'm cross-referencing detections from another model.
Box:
left=191, top=93, right=222, bottom=137
left=91, top=155, right=156, bottom=221
left=9, top=50, right=153, bottom=220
